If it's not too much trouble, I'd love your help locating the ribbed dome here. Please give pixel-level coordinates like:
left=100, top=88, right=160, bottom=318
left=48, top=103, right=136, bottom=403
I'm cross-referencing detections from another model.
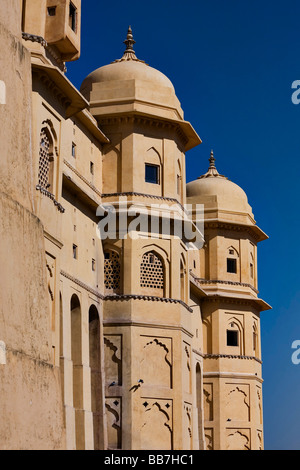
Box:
left=186, top=151, right=252, bottom=215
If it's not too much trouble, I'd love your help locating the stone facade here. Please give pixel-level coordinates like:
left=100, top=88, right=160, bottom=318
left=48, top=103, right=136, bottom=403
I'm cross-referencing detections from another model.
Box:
left=0, top=1, right=270, bottom=450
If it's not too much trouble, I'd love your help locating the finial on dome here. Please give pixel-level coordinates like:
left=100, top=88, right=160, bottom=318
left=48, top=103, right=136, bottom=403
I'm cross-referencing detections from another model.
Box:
left=124, top=26, right=136, bottom=54
left=198, top=150, right=227, bottom=179
left=209, top=150, right=216, bottom=169
left=112, top=26, right=147, bottom=64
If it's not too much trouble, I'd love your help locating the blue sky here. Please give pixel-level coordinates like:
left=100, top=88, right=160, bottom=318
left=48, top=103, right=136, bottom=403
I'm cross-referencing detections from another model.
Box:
left=67, top=0, right=300, bottom=450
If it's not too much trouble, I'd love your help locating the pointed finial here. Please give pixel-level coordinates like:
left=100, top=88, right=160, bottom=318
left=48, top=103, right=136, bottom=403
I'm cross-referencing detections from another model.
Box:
left=198, top=150, right=227, bottom=179
left=209, top=150, right=216, bottom=169
left=123, top=26, right=136, bottom=54
left=112, top=26, right=147, bottom=64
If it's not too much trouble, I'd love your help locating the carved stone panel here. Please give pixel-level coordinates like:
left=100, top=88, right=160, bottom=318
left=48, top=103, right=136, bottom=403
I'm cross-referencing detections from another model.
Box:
left=226, top=428, right=251, bottom=450
left=225, top=384, right=250, bottom=422
left=105, top=397, right=122, bottom=450
left=257, top=430, right=263, bottom=450
left=203, top=383, right=213, bottom=421
left=140, top=399, right=173, bottom=450
left=204, top=428, right=213, bottom=450
left=140, top=336, right=172, bottom=389
left=46, top=252, right=56, bottom=330
left=183, top=342, right=191, bottom=394
left=183, top=402, right=192, bottom=450
left=256, top=386, right=263, bottom=425
left=104, top=335, right=122, bottom=386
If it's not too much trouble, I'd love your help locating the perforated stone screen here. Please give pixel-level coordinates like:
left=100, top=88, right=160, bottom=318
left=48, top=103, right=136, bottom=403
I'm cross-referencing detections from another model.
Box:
left=140, top=252, right=164, bottom=291
left=104, top=250, right=121, bottom=293
left=38, top=129, right=50, bottom=189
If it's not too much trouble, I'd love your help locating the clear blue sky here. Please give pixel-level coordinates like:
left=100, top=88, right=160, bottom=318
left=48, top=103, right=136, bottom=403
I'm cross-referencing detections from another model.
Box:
left=67, top=0, right=300, bottom=450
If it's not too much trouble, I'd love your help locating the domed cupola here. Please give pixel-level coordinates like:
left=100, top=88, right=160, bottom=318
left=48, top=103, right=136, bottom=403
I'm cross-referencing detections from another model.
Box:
left=186, top=151, right=255, bottom=224
left=80, top=27, right=201, bottom=151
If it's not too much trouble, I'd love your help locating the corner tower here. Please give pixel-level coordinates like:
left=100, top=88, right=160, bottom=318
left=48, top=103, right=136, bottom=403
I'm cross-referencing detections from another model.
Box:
left=81, top=28, right=202, bottom=450
left=187, top=152, right=271, bottom=450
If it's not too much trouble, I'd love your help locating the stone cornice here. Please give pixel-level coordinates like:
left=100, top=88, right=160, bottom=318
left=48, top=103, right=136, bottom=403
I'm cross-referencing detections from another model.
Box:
left=60, top=270, right=193, bottom=312
left=191, top=274, right=259, bottom=294
left=33, top=69, right=72, bottom=110
left=103, top=320, right=193, bottom=338
left=60, top=270, right=104, bottom=299
left=203, top=220, right=267, bottom=242
left=98, top=114, right=189, bottom=148
left=104, top=294, right=193, bottom=312
left=192, top=349, right=262, bottom=364
left=101, top=191, right=185, bottom=212
left=62, top=166, right=186, bottom=212
left=63, top=159, right=102, bottom=198
left=204, top=353, right=262, bottom=364
left=203, top=371, right=263, bottom=383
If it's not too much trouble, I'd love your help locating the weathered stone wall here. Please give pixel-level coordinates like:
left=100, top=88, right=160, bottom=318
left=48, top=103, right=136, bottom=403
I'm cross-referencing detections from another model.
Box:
left=0, top=0, right=66, bottom=449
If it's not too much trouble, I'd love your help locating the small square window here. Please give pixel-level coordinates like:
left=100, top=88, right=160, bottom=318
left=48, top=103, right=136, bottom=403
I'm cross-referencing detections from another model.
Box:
left=72, top=143, right=76, bottom=158
left=145, top=164, right=159, bottom=184
left=227, top=330, right=238, bottom=347
left=229, top=249, right=234, bottom=255
left=73, top=244, right=78, bottom=259
left=253, top=332, right=257, bottom=351
left=47, top=6, right=57, bottom=16
left=227, top=258, right=237, bottom=273
left=250, top=263, right=254, bottom=278
left=177, top=174, right=181, bottom=194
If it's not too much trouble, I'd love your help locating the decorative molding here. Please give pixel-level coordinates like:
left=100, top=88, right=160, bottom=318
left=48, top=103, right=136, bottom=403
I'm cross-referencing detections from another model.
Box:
left=104, top=293, right=193, bottom=312
left=36, top=185, right=65, bottom=212
left=43, top=230, right=63, bottom=249
left=60, top=270, right=104, bottom=299
left=103, top=320, right=193, bottom=338
left=63, top=159, right=102, bottom=198
left=102, top=191, right=185, bottom=212
left=22, top=32, right=47, bottom=47
left=199, top=294, right=262, bottom=310
left=191, top=273, right=259, bottom=294
left=62, top=166, right=186, bottom=212
left=204, top=220, right=261, bottom=241
left=204, top=353, right=262, bottom=364
left=22, top=32, right=66, bottom=72
left=60, top=270, right=193, bottom=312
left=203, top=372, right=263, bottom=383
left=99, top=114, right=188, bottom=148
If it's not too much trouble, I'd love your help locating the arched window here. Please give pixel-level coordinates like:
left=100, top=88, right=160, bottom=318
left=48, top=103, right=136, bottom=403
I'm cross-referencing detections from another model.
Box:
left=70, top=294, right=84, bottom=449
left=89, top=305, right=103, bottom=450
left=196, top=363, right=205, bottom=450
left=226, top=319, right=244, bottom=355
left=176, top=159, right=182, bottom=199
left=38, top=127, right=54, bottom=193
left=253, top=323, right=258, bottom=354
left=144, top=147, right=162, bottom=196
left=104, top=250, right=121, bottom=294
left=227, top=246, right=239, bottom=274
left=180, top=260, right=185, bottom=301
left=140, top=251, right=164, bottom=296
